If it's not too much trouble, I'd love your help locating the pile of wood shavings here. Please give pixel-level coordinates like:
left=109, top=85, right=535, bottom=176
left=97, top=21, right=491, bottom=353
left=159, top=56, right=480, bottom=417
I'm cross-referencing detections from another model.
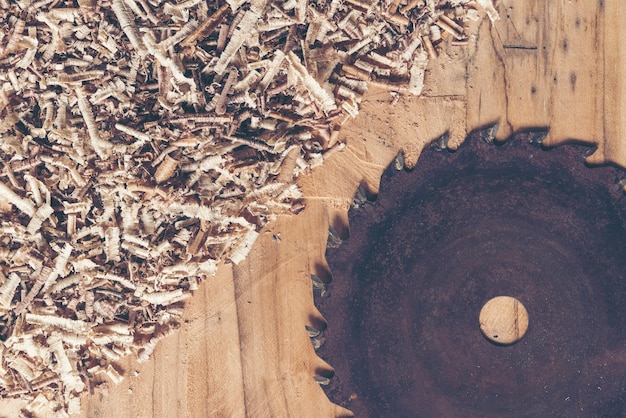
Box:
left=0, top=0, right=493, bottom=415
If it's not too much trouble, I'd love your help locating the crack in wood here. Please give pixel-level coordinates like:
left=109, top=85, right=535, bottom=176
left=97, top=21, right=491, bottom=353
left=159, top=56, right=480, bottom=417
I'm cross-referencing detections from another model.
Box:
left=502, top=45, right=539, bottom=50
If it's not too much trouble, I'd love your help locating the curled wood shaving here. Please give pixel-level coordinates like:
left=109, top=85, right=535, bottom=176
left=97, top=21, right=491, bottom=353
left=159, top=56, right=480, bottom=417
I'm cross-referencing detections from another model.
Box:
left=0, top=0, right=494, bottom=414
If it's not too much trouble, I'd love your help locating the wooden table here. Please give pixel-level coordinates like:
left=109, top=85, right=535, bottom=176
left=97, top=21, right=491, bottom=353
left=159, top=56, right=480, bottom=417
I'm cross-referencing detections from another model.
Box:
left=3, top=1, right=624, bottom=416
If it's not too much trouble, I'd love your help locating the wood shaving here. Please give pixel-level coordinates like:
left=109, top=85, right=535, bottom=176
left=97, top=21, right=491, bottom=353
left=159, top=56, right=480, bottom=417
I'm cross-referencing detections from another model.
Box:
left=0, top=0, right=495, bottom=414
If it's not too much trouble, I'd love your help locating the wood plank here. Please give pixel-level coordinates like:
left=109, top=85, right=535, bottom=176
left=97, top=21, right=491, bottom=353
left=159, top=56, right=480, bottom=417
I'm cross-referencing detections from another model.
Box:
left=72, top=263, right=247, bottom=418
left=466, top=0, right=625, bottom=169
left=2, top=1, right=624, bottom=417
left=601, top=0, right=626, bottom=166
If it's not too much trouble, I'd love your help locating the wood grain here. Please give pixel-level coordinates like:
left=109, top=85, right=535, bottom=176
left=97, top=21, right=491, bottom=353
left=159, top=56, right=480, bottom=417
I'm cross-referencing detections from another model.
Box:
left=479, top=296, right=529, bottom=345
left=2, top=1, right=624, bottom=416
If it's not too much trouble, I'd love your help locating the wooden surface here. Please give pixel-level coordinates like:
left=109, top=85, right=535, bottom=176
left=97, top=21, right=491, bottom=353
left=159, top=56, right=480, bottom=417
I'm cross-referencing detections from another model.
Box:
left=479, top=296, right=529, bottom=345
left=3, top=1, right=625, bottom=416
